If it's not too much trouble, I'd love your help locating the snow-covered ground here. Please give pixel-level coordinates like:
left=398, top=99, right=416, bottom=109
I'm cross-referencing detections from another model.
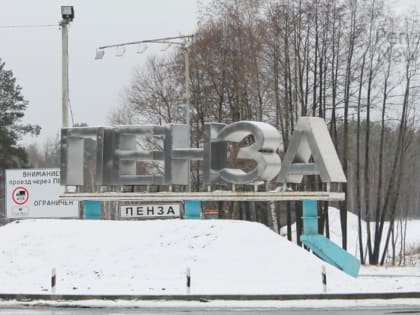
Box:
left=0, top=209, right=419, bottom=297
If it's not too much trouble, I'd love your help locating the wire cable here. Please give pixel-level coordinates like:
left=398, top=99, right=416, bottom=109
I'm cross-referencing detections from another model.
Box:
left=0, top=24, right=56, bottom=29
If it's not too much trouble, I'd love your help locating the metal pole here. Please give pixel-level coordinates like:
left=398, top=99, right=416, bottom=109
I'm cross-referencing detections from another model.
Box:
left=61, top=21, right=69, bottom=128
left=51, top=267, right=57, bottom=294
left=184, top=46, right=191, bottom=192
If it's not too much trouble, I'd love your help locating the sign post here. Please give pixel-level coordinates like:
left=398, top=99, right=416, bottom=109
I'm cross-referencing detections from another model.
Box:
left=322, top=265, right=327, bottom=293
left=51, top=267, right=56, bottom=294
left=186, top=267, right=191, bottom=294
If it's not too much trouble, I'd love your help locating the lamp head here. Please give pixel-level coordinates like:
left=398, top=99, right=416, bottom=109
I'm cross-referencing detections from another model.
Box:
left=95, top=49, right=105, bottom=60
left=61, top=6, right=74, bottom=22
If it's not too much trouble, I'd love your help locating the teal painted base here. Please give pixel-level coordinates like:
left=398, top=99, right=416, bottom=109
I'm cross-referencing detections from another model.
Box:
left=184, top=200, right=202, bottom=219
left=83, top=200, right=101, bottom=220
left=301, top=200, right=360, bottom=278
left=301, top=234, right=360, bottom=278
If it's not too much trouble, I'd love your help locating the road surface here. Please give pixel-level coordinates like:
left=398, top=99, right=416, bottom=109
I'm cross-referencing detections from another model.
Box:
left=0, top=307, right=419, bottom=314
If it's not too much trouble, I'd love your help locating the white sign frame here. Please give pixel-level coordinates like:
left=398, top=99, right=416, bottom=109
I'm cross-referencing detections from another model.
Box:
left=5, top=168, right=79, bottom=218
left=120, top=203, right=181, bottom=219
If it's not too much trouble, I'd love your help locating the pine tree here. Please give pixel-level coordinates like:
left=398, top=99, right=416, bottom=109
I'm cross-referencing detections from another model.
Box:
left=0, top=58, right=40, bottom=170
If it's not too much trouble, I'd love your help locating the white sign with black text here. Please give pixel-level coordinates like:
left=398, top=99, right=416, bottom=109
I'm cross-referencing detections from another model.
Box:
left=120, top=204, right=181, bottom=219
left=5, top=168, right=79, bottom=218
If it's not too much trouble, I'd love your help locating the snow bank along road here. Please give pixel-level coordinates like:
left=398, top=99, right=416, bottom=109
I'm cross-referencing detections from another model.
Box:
left=0, top=214, right=419, bottom=300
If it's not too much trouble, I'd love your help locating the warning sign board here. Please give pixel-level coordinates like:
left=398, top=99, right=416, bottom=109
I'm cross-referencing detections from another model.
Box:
left=6, top=168, right=79, bottom=218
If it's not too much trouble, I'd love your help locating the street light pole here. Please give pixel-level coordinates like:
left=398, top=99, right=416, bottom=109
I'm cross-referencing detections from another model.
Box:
left=96, top=35, right=194, bottom=191
left=60, top=6, right=74, bottom=129
left=61, top=22, right=69, bottom=128
left=184, top=46, right=191, bottom=192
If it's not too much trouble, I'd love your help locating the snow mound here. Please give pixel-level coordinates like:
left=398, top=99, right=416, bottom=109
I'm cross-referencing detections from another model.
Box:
left=0, top=219, right=356, bottom=295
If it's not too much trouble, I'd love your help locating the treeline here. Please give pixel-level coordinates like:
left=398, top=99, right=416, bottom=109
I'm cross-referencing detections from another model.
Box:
left=107, top=0, right=420, bottom=265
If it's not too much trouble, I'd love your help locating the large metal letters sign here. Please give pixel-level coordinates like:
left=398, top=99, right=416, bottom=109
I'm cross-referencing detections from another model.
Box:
left=60, top=117, right=346, bottom=187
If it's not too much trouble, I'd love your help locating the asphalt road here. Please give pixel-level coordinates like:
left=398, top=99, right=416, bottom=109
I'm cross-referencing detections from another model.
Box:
left=0, top=307, right=420, bottom=315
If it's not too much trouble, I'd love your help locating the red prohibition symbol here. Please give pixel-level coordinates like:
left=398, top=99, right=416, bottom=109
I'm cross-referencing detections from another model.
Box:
left=12, top=186, right=29, bottom=205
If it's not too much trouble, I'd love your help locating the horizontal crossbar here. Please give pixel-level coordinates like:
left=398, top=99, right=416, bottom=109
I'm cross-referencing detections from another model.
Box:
left=60, top=191, right=345, bottom=202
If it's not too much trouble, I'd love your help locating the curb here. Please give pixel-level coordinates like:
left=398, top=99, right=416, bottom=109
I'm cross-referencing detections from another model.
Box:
left=0, top=292, right=420, bottom=302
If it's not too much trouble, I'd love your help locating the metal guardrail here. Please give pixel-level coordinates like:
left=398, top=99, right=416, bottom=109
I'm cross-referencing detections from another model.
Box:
left=0, top=292, right=420, bottom=302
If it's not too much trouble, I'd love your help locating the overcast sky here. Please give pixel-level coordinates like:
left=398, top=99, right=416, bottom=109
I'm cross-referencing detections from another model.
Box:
left=0, top=0, right=418, bottom=147
left=0, top=0, right=206, bottom=146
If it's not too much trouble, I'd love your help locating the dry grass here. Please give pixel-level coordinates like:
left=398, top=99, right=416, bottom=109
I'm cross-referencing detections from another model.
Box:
left=405, top=245, right=420, bottom=256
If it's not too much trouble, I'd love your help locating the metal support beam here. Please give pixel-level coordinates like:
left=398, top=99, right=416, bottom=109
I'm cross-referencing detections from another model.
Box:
left=60, top=191, right=345, bottom=202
